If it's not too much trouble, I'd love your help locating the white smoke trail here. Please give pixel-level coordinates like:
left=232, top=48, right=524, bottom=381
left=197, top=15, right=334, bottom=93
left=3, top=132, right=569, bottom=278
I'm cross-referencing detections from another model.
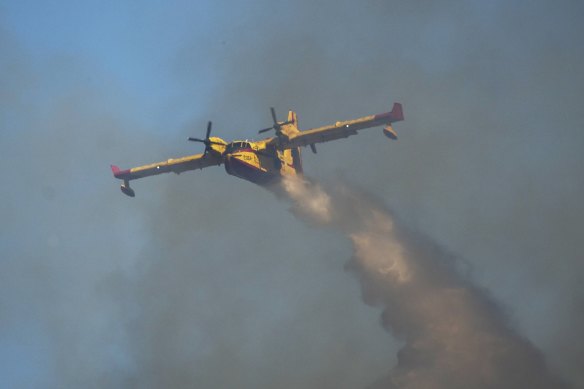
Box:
left=280, top=175, right=568, bottom=389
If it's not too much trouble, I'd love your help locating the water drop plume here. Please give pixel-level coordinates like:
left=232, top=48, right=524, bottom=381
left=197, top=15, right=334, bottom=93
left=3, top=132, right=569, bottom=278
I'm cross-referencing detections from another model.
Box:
left=280, top=175, right=569, bottom=389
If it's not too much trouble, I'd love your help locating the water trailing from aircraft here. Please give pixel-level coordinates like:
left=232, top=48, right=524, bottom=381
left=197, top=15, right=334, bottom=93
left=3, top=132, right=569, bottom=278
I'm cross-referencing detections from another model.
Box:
left=280, top=175, right=568, bottom=389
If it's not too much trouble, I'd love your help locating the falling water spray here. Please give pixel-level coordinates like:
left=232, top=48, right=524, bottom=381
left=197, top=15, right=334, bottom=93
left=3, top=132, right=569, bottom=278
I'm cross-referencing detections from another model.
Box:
left=280, top=175, right=568, bottom=389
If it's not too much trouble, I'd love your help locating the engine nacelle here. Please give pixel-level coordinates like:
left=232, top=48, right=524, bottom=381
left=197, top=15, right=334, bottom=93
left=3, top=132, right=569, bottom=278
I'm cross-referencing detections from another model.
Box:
left=383, top=125, right=398, bottom=140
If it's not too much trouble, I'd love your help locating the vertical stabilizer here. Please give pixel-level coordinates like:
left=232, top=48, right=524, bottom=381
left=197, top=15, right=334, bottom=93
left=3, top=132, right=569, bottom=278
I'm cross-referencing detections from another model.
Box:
left=281, top=110, right=300, bottom=138
left=287, top=110, right=298, bottom=128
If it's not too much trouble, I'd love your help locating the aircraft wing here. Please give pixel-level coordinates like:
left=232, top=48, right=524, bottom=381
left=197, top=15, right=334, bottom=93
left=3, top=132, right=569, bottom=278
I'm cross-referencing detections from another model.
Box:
left=111, top=153, right=221, bottom=196
left=282, top=103, right=404, bottom=150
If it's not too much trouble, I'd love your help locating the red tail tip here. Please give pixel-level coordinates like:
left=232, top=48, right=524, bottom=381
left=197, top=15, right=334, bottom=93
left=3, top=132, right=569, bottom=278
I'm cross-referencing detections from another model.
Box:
left=111, top=165, right=121, bottom=176
left=391, top=103, right=404, bottom=122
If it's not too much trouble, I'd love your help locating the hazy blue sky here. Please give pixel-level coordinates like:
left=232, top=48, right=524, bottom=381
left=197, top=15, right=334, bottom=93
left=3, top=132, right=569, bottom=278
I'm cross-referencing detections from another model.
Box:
left=1, top=1, right=583, bottom=388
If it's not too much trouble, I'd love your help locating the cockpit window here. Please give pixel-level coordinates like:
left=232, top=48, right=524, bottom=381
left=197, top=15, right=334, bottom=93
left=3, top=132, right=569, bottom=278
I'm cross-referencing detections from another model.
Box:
left=226, top=141, right=251, bottom=153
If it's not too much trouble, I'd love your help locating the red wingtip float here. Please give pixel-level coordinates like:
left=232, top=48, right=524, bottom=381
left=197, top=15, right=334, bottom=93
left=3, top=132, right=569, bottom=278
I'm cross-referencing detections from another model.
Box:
left=111, top=103, right=404, bottom=197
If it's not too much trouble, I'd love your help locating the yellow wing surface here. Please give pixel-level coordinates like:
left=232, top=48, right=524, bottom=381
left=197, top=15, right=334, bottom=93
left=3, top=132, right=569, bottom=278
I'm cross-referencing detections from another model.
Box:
left=111, top=153, right=222, bottom=181
left=281, top=103, right=404, bottom=150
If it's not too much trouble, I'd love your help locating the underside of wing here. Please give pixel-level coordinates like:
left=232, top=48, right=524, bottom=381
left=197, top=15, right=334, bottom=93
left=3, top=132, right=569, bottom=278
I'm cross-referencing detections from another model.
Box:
left=282, top=103, right=404, bottom=150
left=111, top=153, right=222, bottom=181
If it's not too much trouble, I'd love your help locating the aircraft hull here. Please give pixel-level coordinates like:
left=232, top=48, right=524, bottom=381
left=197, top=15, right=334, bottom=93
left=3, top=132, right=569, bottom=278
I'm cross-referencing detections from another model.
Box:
left=224, top=156, right=278, bottom=186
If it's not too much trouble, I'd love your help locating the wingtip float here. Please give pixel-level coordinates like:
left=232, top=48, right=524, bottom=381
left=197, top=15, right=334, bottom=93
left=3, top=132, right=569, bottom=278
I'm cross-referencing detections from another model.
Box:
left=111, top=102, right=404, bottom=197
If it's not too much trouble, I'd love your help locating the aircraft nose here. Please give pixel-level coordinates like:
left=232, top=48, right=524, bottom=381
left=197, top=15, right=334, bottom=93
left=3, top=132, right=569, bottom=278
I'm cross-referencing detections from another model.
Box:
left=224, top=153, right=237, bottom=169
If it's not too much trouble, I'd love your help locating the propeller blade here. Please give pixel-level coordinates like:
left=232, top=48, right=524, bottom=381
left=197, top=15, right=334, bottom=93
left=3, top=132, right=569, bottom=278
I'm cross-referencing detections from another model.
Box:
left=206, top=121, right=212, bottom=139
left=258, top=127, right=273, bottom=134
left=270, top=107, right=278, bottom=125
left=258, top=108, right=293, bottom=134
left=189, top=121, right=222, bottom=155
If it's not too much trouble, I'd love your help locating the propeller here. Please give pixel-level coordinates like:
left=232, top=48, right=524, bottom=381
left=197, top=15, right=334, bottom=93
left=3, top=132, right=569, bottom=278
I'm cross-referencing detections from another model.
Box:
left=258, top=107, right=293, bottom=134
left=188, top=121, right=223, bottom=155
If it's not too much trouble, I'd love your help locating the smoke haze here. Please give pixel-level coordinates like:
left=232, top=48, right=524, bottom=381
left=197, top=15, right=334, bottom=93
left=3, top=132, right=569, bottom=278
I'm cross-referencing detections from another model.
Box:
left=1, top=0, right=583, bottom=388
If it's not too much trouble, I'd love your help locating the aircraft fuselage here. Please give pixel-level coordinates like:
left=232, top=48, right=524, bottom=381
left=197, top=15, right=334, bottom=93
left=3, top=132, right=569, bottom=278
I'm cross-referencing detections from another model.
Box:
left=222, top=140, right=301, bottom=186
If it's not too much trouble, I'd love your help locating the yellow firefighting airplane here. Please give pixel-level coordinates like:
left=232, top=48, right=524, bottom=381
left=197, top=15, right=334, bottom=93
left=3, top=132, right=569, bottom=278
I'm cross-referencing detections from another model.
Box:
left=111, top=103, right=404, bottom=197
